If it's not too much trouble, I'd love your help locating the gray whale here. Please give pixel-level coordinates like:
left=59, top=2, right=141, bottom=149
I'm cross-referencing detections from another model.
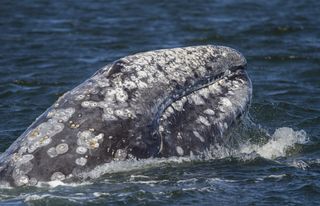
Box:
left=0, top=45, right=252, bottom=186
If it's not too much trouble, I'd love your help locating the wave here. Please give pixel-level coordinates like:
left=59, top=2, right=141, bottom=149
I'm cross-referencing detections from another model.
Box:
left=240, top=127, right=308, bottom=159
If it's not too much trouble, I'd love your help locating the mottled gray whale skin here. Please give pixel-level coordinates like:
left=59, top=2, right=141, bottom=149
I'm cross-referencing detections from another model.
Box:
left=0, top=45, right=252, bottom=186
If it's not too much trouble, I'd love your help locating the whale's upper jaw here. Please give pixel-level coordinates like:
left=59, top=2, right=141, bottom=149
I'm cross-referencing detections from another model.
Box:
left=0, top=45, right=251, bottom=187
left=108, top=45, right=247, bottom=80
left=106, top=45, right=250, bottom=157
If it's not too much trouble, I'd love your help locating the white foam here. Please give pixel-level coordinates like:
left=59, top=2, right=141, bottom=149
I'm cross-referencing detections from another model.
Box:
left=81, top=156, right=195, bottom=180
left=25, top=194, right=47, bottom=202
left=240, top=127, right=308, bottom=159
left=36, top=180, right=92, bottom=188
left=24, top=193, right=90, bottom=203
left=290, top=159, right=310, bottom=170
left=266, top=174, right=287, bottom=179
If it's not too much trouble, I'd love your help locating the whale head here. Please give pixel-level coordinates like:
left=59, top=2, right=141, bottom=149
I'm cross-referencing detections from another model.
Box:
left=0, top=45, right=251, bottom=186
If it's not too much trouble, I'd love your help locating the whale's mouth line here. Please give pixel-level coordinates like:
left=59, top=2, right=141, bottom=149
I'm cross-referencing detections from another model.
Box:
left=149, top=65, right=246, bottom=150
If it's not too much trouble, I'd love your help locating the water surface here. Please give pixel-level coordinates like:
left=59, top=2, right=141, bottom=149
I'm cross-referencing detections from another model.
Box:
left=0, top=0, right=319, bottom=205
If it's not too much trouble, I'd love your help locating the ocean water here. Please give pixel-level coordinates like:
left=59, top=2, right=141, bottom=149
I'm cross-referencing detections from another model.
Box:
left=0, top=0, right=319, bottom=205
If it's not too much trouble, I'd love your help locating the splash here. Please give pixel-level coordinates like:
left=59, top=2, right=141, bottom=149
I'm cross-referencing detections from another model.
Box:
left=80, top=156, right=195, bottom=180
left=75, top=127, right=308, bottom=182
left=0, top=124, right=309, bottom=190
left=240, top=127, right=308, bottom=159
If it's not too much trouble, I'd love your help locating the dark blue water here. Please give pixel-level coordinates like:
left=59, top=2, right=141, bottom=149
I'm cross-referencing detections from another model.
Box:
left=0, top=0, right=319, bottom=205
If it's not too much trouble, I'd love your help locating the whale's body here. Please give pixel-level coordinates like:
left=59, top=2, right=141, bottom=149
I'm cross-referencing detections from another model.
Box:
left=0, top=45, right=251, bottom=186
